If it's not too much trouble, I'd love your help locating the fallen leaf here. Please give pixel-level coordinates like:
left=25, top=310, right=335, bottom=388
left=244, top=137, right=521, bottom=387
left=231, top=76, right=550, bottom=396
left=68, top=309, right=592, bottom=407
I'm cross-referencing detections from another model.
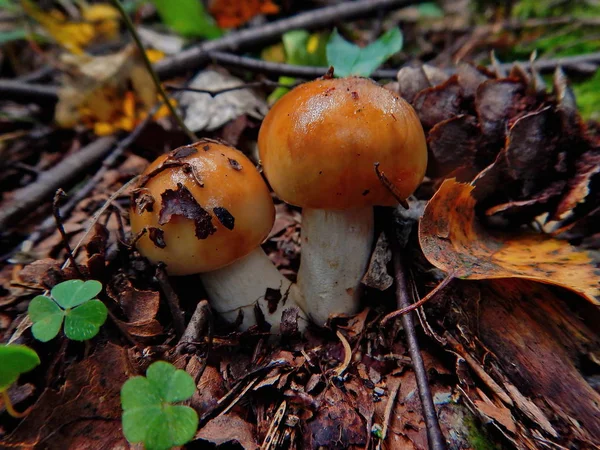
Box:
left=209, top=0, right=279, bottom=28
left=21, top=1, right=119, bottom=54
left=1, top=343, right=130, bottom=448
left=55, top=45, right=168, bottom=135
left=195, top=413, right=259, bottom=449
left=180, top=69, right=269, bottom=132
left=419, top=179, right=600, bottom=305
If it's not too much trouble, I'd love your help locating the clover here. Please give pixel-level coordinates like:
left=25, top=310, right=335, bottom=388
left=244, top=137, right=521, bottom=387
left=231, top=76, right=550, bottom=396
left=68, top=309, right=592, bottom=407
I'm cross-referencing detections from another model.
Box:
left=121, top=361, right=198, bottom=450
left=28, top=279, right=108, bottom=342
left=0, top=344, right=40, bottom=417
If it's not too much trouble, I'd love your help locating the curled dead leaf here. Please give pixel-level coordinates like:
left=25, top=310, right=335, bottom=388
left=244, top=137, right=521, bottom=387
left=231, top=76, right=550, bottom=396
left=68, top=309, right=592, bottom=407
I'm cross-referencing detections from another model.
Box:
left=419, top=179, right=600, bottom=305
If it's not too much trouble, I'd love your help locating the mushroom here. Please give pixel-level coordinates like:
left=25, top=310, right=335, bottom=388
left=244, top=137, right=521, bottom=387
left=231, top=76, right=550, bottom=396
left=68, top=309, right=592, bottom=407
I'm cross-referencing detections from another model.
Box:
left=258, top=77, right=427, bottom=325
left=130, top=139, right=306, bottom=332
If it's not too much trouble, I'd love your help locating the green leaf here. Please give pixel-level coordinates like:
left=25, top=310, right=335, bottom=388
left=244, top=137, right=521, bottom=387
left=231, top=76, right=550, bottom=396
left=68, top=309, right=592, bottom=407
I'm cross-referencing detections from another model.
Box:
left=150, top=0, right=222, bottom=38
left=0, top=29, right=27, bottom=45
left=28, top=295, right=64, bottom=342
left=417, top=2, right=444, bottom=18
left=267, top=31, right=329, bottom=103
left=146, top=361, right=196, bottom=403
left=573, top=69, right=600, bottom=121
left=64, top=300, right=108, bottom=341
left=326, top=27, right=403, bottom=78
left=0, top=345, right=40, bottom=391
left=121, top=362, right=198, bottom=450
left=51, top=279, right=102, bottom=309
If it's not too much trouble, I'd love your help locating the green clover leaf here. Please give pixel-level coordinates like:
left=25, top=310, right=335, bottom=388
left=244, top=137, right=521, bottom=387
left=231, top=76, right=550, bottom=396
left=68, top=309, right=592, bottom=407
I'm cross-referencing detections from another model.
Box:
left=28, top=279, right=107, bottom=342
left=121, top=361, right=198, bottom=450
left=51, top=279, right=102, bottom=309
left=326, top=27, right=403, bottom=78
left=29, top=295, right=64, bottom=342
left=0, top=344, right=40, bottom=391
left=64, top=300, right=108, bottom=341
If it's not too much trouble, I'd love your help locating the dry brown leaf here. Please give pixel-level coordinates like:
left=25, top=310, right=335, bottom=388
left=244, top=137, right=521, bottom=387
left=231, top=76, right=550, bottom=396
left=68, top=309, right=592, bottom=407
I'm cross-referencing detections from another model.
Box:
left=419, top=179, right=600, bottom=305
left=209, top=0, right=279, bottom=28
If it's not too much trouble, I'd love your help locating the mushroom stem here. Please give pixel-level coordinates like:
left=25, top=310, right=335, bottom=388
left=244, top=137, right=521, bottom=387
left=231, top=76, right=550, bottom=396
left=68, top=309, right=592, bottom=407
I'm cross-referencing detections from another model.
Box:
left=297, top=207, right=374, bottom=325
left=199, top=247, right=307, bottom=332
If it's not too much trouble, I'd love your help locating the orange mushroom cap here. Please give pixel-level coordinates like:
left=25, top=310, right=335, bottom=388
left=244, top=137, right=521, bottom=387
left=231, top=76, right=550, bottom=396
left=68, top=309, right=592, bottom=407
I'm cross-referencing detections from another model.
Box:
left=130, top=140, right=275, bottom=275
left=258, top=77, right=427, bottom=210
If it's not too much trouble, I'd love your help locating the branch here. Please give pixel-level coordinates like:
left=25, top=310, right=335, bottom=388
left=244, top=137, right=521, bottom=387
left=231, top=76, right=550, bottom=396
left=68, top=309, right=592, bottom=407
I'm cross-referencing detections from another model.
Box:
left=154, top=0, right=416, bottom=78
left=0, top=79, right=58, bottom=102
left=387, top=228, right=446, bottom=450
left=0, top=136, right=117, bottom=231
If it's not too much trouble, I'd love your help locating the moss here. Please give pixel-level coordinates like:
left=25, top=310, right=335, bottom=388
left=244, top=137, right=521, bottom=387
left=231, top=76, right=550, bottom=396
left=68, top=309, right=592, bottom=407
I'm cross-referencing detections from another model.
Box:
left=464, top=416, right=503, bottom=450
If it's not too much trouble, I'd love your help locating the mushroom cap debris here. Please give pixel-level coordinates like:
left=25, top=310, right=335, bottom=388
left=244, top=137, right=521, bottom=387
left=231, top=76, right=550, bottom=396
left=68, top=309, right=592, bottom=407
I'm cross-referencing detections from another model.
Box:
left=130, top=140, right=275, bottom=275
left=258, top=76, right=428, bottom=209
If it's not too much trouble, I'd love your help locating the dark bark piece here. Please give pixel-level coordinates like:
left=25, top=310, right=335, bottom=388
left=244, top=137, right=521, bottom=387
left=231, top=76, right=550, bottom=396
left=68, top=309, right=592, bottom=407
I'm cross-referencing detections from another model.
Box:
left=213, top=207, right=235, bottom=230
left=264, top=287, right=282, bottom=314
left=171, top=145, right=198, bottom=159
left=159, top=183, right=216, bottom=239
left=228, top=158, right=242, bottom=171
left=413, top=75, right=463, bottom=129
left=148, top=227, right=166, bottom=248
left=430, top=278, right=600, bottom=447
left=427, top=115, right=480, bottom=178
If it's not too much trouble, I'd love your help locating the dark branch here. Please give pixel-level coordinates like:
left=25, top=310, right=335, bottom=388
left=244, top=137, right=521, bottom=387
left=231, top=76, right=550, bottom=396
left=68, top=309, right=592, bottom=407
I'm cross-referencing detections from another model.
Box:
left=387, top=227, right=447, bottom=450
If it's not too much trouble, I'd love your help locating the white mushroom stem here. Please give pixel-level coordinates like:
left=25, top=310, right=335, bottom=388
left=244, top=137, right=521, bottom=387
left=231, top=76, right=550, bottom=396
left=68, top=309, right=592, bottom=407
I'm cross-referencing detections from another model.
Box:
left=297, top=208, right=375, bottom=326
left=200, top=247, right=307, bottom=333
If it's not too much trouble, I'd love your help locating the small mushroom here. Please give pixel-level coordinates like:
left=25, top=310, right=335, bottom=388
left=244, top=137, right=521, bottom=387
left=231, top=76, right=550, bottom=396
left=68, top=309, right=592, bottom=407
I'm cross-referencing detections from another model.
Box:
left=130, top=139, right=306, bottom=332
left=258, top=77, right=427, bottom=325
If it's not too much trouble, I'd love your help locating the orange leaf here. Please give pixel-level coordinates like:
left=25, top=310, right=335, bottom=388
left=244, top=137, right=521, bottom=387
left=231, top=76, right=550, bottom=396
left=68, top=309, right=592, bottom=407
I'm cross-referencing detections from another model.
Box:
left=419, top=179, right=600, bottom=305
left=209, top=0, right=279, bottom=28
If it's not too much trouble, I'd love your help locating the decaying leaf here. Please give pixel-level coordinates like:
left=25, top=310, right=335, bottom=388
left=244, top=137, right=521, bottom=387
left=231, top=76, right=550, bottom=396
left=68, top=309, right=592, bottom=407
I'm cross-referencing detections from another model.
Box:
left=159, top=183, right=217, bottom=239
left=1, top=344, right=130, bottom=448
left=180, top=69, right=269, bottom=132
left=55, top=45, right=170, bottom=135
left=209, top=0, right=279, bottom=28
left=21, top=1, right=120, bottom=54
left=419, top=179, right=600, bottom=305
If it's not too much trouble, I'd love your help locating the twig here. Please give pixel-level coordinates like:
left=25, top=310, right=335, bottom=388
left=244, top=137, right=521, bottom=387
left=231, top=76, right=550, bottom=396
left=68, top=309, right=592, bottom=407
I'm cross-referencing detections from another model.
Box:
left=109, top=0, right=197, bottom=142
left=155, top=264, right=186, bottom=338
left=333, top=330, right=352, bottom=377
left=381, top=273, right=454, bottom=326
left=165, top=79, right=299, bottom=97
left=374, top=162, right=409, bottom=208
left=178, top=300, right=211, bottom=351
left=0, top=136, right=117, bottom=231
left=52, top=190, right=83, bottom=279
left=154, top=0, right=416, bottom=79
left=22, top=106, right=158, bottom=249
left=0, top=79, right=58, bottom=102
left=387, top=229, right=446, bottom=450
left=376, top=382, right=400, bottom=450
left=195, top=359, right=289, bottom=430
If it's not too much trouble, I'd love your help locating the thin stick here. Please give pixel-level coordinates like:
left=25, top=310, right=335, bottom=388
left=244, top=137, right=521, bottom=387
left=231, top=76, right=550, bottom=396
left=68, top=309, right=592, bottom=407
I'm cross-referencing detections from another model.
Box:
left=377, top=382, right=400, bottom=450
left=52, top=189, right=83, bottom=279
left=165, top=80, right=300, bottom=97
left=387, top=229, right=446, bottom=450
left=155, top=264, right=186, bottom=338
left=381, top=273, right=454, bottom=326
left=109, top=0, right=197, bottom=142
